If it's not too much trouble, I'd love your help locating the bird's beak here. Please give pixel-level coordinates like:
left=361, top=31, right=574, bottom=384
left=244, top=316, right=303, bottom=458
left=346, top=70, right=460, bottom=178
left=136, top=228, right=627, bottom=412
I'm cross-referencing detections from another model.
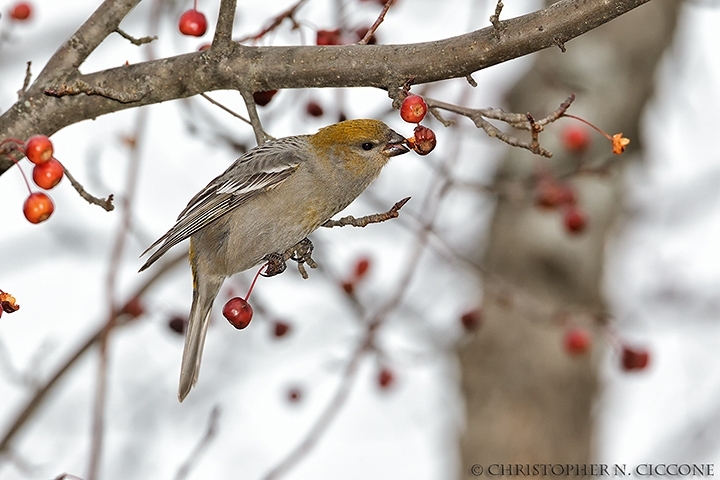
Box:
left=383, top=131, right=410, bottom=157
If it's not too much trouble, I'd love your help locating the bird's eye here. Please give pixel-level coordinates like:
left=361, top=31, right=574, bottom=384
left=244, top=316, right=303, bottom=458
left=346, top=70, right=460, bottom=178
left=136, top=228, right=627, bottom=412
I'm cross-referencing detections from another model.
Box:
left=361, top=142, right=374, bottom=151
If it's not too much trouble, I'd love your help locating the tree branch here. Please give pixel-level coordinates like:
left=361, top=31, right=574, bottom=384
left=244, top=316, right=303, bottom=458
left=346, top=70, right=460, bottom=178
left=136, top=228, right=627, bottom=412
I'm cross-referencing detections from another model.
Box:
left=0, top=0, right=650, bottom=176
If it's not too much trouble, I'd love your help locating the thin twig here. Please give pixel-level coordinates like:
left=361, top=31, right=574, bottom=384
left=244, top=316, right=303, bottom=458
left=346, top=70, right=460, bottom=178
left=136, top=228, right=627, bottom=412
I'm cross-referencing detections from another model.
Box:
left=114, top=28, right=157, bottom=46
left=236, top=0, right=306, bottom=43
left=18, top=61, right=32, bottom=98
left=240, top=90, right=271, bottom=145
left=62, top=164, right=114, bottom=211
left=425, top=95, right=575, bottom=158
left=321, top=197, right=410, bottom=228
left=45, top=80, right=147, bottom=104
left=174, top=406, right=221, bottom=480
left=358, top=0, right=396, bottom=45
left=489, top=0, right=505, bottom=34
left=200, top=94, right=252, bottom=126
left=87, top=108, right=148, bottom=480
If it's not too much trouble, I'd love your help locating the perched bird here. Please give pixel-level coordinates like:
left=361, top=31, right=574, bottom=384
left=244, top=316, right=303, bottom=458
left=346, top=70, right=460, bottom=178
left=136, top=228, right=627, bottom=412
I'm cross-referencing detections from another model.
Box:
left=140, top=119, right=410, bottom=401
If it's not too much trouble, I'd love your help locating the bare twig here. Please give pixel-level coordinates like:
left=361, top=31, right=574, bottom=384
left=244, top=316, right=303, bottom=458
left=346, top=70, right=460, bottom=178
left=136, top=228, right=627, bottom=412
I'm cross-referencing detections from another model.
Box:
left=174, top=406, right=221, bottom=480
left=425, top=95, right=575, bottom=158
left=45, top=80, right=147, bottom=104
left=200, top=94, right=252, bottom=126
left=236, top=0, right=306, bottom=43
left=358, top=0, right=396, bottom=45
left=87, top=107, right=148, bottom=480
left=62, top=164, right=114, bottom=211
left=18, top=62, right=31, bottom=98
left=114, top=28, right=157, bottom=46
left=240, top=90, right=271, bottom=145
left=321, top=197, right=411, bottom=228
left=489, top=0, right=505, bottom=34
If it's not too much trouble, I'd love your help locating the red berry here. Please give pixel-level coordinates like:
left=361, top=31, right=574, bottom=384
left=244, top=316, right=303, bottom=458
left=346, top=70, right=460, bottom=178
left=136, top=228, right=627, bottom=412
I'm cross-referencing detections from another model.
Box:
left=24, top=135, right=53, bottom=165
left=168, top=316, right=187, bottom=335
left=120, top=297, right=145, bottom=319
left=562, top=125, right=591, bottom=153
left=400, top=94, right=428, bottom=124
left=563, top=206, right=588, bottom=234
left=621, top=346, right=650, bottom=371
left=408, top=125, right=436, bottom=155
left=223, top=297, right=253, bottom=329
left=378, top=367, right=394, bottom=389
left=305, top=101, right=324, bottom=117
left=178, top=9, right=207, bottom=37
left=316, top=29, right=341, bottom=46
left=273, top=321, right=290, bottom=338
left=198, top=43, right=211, bottom=51
left=563, top=327, right=591, bottom=355
left=32, top=158, right=63, bottom=189
left=23, top=192, right=54, bottom=224
left=341, top=281, right=354, bottom=295
left=354, top=257, right=371, bottom=279
left=287, top=386, right=302, bottom=403
left=253, top=90, right=278, bottom=107
left=535, top=180, right=576, bottom=209
left=460, top=309, right=482, bottom=332
left=9, top=2, right=31, bottom=21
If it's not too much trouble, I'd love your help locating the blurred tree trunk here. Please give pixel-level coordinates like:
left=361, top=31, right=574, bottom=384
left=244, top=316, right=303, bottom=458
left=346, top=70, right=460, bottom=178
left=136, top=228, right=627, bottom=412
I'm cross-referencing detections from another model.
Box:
left=458, top=2, right=680, bottom=476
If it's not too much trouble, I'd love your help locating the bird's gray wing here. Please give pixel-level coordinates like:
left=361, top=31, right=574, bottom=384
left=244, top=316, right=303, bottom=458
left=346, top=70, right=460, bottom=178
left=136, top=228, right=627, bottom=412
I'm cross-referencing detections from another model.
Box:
left=139, top=138, right=306, bottom=271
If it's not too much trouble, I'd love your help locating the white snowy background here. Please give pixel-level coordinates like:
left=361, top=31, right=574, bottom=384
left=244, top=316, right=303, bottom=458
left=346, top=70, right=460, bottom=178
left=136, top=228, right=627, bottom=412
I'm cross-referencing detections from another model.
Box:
left=0, top=1, right=717, bottom=479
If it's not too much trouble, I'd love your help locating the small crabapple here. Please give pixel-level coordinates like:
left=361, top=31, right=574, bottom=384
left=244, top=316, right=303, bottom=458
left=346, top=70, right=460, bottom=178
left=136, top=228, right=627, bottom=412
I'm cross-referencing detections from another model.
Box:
left=9, top=2, right=31, bottom=21
left=253, top=90, right=278, bottom=106
left=563, top=206, right=588, bottom=234
left=223, top=297, right=253, bottom=329
left=32, top=158, right=63, bottom=189
left=354, top=257, right=371, bottom=279
left=306, top=101, right=324, bottom=117
left=168, top=316, right=187, bottom=335
left=621, top=346, right=650, bottom=371
left=23, top=192, right=54, bottom=224
left=561, top=125, right=591, bottom=153
left=316, top=29, right=341, bottom=46
left=563, top=327, right=591, bottom=355
left=24, top=135, right=53, bottom=165
left=273, top=321, right=290, bottom=338
left=460, top=309, right=482, bottom=332
left=378, top=367, right=394, bottom=389
left=408, top=125, right=436, bottom=155
left=400, top=94, right=427, bottom=124
left=178, top=9, right=207, bottom=37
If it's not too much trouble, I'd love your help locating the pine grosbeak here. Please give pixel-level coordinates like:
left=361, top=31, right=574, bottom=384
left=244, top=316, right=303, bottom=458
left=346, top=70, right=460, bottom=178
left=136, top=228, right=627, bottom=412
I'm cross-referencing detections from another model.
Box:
left=140, top=119, right=409, bottom=401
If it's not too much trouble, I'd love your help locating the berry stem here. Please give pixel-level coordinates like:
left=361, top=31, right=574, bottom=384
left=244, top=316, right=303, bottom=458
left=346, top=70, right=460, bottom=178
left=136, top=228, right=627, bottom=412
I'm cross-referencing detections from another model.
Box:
left=3, top=154, right=33, bottom=195
left=245, top=264, right=265, bottom=301
left=562, top=114, right=613, bottom=141
left=193, top=0, right=197, bottom=10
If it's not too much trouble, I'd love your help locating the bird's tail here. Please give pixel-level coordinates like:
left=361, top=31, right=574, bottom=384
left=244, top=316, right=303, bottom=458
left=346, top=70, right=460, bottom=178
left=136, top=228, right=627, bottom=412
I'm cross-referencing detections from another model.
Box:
left=178, top=272, right=223, bottom=402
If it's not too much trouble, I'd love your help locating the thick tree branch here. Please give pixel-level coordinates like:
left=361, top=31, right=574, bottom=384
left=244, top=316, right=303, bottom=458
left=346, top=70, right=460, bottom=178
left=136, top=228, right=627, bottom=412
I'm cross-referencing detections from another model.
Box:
left=0, top=0, right=651, bottom=176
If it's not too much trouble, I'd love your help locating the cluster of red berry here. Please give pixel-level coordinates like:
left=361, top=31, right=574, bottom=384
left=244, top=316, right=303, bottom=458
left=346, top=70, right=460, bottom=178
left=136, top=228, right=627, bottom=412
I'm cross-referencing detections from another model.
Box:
left=400, top=94, right=436, bottom=155
left=562, top=326, right=650, bottom=371
left=1, top=134, right=63, bottom=224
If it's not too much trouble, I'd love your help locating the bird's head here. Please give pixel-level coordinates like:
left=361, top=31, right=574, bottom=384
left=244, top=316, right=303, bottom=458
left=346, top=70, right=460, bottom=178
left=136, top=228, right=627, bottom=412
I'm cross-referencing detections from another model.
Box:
left=309, top=119, right=410, bottom=170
